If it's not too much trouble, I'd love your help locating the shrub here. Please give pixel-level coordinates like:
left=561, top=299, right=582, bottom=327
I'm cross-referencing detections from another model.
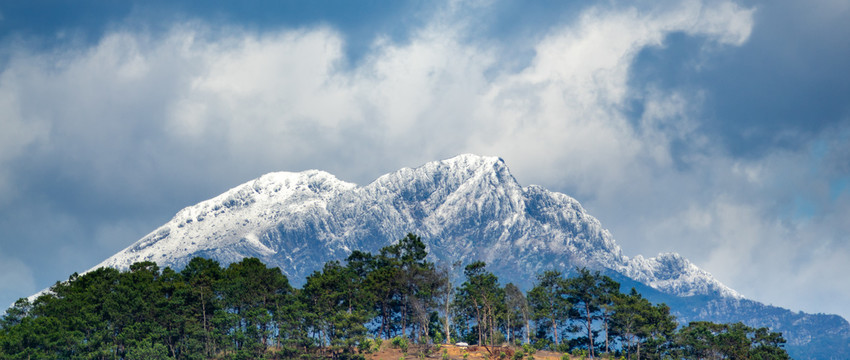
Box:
left=571, top=348, right=588, bottom=359
left=532, top=338, right=550, bottom=351
left=512, top=349, right=525, bottom=360
left=434, top=332, right=444, bottom=345
left=523, top=343, right=537, bottom=360
left=391, top=336, right=410, bottom=353
left=359, top=338, right=380, bottom=354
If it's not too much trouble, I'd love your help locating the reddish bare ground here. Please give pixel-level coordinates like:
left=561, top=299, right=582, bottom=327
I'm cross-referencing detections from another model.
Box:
left=365, top=344, right=570, bottom=360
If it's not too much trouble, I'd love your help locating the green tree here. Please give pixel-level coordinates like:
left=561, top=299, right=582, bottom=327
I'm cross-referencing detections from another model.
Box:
left=302, top=260, right=369, bottom=356
left=640, top=303, right=677, bottom=359
left=675, top=321, right=790, bottom=360
left=750, top=326, right=791, bottom=360
left=596, top=275, right=620, bottom=356
left=527, top=270, right=569, bottom=348
left=455, top=261, right=504, bottom=346
left=220, top=257, right=293, bottom=357
left=435, top=261, right=461, bottom=344
left=566, top=268, right=606, bottom=357
left=611, top=288, right=650, bottom=359
left=364, top=233, right=437, bottom=341
left=505, top=283, right=530, bottom=345
left=180, top=257, right=224, bottom=358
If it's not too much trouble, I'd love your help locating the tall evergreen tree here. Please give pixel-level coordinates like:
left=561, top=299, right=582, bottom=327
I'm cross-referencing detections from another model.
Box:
left=612, top=288, right=650, bottom=360
left=180, top=257, right=223, bottom=358
left=455, top=261, right=504, bottom=346
left=505, top=283, right=530, bottom=345
left=435, top=261, right=460, bottom=344
left=527, top=270, right=569, bottom=348
left=597, top=275, right=620, bottom=356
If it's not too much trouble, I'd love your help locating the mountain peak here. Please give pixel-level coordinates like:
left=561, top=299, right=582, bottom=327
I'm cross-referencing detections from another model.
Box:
left=373, top=154, right=510, bottom=185
left=627, top=253, right=743, bottom=299
left=95, top=154, right=736, bottom=301
left=439, top=153, right=506, bottom=169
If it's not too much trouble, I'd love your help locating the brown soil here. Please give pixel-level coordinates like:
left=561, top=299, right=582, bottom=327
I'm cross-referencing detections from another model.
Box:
left=365, top=344, right=571, bottom=360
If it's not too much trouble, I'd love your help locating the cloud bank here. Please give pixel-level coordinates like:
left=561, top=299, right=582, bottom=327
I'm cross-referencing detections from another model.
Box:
left=2, top=0, right=849, bottom=320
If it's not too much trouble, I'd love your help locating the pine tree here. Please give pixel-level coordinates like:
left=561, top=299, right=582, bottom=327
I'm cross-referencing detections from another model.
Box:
left=505, top=283, right=530, bottom=345
left=455, top=261, right=504, bottom=346
left=527, top=270, right=569, bottom=348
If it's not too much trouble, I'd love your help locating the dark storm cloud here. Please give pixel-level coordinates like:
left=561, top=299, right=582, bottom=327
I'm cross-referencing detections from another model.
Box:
left=628, top=0, right=850, bottom=158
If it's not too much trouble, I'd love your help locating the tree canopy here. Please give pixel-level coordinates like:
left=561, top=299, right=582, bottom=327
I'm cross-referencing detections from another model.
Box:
left=0, top=233, right=790, bottom=360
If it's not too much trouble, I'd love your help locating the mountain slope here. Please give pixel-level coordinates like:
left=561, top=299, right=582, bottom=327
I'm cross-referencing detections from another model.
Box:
left=94, top=154, right=848, bottom=359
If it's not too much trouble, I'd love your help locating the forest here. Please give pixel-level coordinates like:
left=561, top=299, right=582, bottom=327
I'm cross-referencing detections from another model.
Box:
left=0, top=234, right=790, bottom=359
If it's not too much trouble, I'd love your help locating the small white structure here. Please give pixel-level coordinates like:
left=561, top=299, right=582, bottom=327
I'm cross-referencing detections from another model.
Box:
left=455, top=342, right=469, bottom=347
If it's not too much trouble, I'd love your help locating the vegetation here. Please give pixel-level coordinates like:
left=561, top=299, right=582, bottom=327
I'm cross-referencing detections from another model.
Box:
left=0, top=233, right=789, bottom=359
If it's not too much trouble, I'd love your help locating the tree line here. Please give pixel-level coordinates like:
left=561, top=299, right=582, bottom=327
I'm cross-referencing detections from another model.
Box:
left=0, top=233, right=789, bottom=359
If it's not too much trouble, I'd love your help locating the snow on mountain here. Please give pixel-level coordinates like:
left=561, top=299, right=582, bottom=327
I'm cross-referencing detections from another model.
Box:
left=96, top=170, right=358, bottom=272
left=625, top=253, right=742, bottom=299
left=94, top=154, right=738, bottom=300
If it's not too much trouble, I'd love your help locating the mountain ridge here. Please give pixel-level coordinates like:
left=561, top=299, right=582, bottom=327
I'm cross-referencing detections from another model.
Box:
left=96, top=154, right=738, bottom=299
left=90, top=154, right=848, bottom=359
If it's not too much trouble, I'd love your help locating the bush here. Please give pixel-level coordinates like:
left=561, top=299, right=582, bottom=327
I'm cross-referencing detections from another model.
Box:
left=491, top=332, right=506, bottom=346
left=338, top=354, right=366, bottom=360
left=556, top=343, right=571, bottom=353
left=571, top=348, right=588, bottom=359
left=512, top=349, right=525, bottom=360
left=522, top=343, right=536, bottom=360
left=532, top=338, right=550, bottom=351
left=391, top=336, right=410, bottom=353
left=359, top=338, right=379, bottom=354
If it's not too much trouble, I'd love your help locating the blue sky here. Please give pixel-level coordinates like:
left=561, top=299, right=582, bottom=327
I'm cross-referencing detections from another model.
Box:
left=1, top=0, right=849, bottom=320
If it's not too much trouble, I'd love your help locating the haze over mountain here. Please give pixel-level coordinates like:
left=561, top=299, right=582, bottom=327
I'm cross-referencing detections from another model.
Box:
left=94, top=154, right=850, bottom=359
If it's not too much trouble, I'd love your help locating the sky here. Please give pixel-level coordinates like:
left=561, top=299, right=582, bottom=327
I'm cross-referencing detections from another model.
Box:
left=0, top=0, right=848, bottom=320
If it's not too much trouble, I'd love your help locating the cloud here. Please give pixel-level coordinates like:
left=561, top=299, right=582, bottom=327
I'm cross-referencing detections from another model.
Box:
left=2, top=0, right=849, bottom=320
left=0, top=247, right=36, bottom=303
left=0, top=77, right=49, bottom=204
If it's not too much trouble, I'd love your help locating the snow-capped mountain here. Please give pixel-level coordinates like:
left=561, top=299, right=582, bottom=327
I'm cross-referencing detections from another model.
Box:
left=96, top=154, right=736, bottom=299
left=93, top=154, right=848, bottom=359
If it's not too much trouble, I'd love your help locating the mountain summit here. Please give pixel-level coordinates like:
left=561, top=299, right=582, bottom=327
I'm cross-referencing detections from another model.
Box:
left=97, top=154, right=735, bottom=299
left=94, top=154, right=847, bottom=359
